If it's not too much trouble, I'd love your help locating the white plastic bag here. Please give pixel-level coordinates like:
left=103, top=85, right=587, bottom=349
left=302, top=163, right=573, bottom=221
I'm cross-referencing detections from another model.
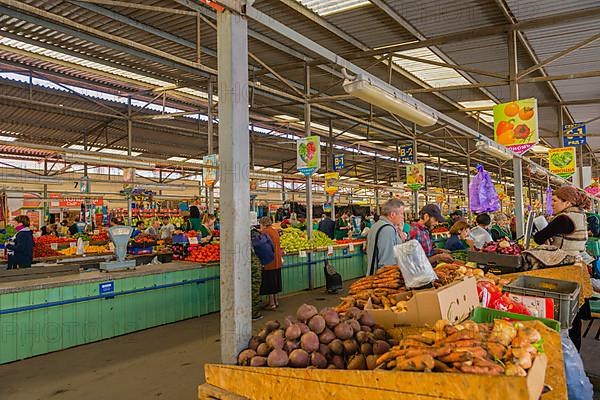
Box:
left=394, top=240, right=437, bottom=289
left=561, top=329, right=593, bottom=400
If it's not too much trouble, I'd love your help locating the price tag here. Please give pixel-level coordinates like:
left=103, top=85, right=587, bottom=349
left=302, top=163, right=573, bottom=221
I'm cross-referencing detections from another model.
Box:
left=348, top=243, right=355, bottom=253
left=108, top=242, right=115, bottom=251
left=299, top=250, right=307, bottom=258
left=188, top=237, right=199, bottom=245
left=93, top=230, right=100, bottom=235
left=69, top=242, right=77, bottom=248
left=327, top=245, right=334, bottom=256
left=50, top=243, right=58, bottom=251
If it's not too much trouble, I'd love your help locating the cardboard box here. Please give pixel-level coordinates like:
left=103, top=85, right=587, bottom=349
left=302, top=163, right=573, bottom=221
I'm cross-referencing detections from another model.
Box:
left=506, top=293, right=555, bottom=320
left=365, top=277, right=479, bottom=329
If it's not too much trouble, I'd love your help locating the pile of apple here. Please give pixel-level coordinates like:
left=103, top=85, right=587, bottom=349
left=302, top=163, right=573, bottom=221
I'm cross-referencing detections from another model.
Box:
left=481, top=238, right=523, bottom=255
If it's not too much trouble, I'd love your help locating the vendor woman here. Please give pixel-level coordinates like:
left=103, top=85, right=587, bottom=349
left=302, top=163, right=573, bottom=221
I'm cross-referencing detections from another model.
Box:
left=490, top=213, right=513, bottom=241
left=199, top=213, right=216, bottom=242
left=533, top=186, right=590, bottom=256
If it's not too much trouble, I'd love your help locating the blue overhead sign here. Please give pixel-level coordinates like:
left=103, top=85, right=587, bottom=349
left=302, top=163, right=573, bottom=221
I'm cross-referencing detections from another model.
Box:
left=563, top=123, right=586, bottom=146
left=398, top=144, right=414, bottom=162
left=333, top=154, right=344, bottom=171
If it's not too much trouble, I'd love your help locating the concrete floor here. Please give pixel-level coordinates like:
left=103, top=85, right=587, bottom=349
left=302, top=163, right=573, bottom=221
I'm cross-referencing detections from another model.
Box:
left=1, top=288, right=599, bottom=400
left=0, top=288, right=341, bottom=400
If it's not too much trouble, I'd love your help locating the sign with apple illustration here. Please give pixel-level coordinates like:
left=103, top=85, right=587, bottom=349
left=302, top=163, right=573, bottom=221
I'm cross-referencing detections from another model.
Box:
left=297, top=136, right=321, bottom=176
left=493, top=98, right=538, bottom=155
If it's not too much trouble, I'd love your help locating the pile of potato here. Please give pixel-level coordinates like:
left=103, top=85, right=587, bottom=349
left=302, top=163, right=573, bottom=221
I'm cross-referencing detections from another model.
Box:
left=237, top=304, right=398, bottom=370
left=375, top=319, right=543, bottom=376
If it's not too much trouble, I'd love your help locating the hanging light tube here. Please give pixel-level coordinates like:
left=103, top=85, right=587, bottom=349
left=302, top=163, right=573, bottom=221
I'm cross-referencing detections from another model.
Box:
left=342, top=71, right=438, bottom=127
left=475, top=141, right=513, bottom=161
left=63, top=153, right=155, bottom=169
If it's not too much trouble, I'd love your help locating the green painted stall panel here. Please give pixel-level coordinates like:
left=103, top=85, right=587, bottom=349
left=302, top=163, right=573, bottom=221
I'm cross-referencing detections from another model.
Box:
left=281, top=253, right=310, bottom=295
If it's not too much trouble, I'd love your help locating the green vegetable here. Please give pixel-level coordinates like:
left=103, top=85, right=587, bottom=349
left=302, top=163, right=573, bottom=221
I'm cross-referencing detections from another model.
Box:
left=550, top=151, right=573, bottom=168
left=532, top=338, right=545, bottom=353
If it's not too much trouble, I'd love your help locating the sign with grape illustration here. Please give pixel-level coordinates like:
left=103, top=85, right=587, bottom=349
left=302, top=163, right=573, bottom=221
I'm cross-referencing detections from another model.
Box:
left=493, top=98, right=538, bottom=154
left=406, top=163, right=425, bottom=190
left=548, top=147, right=576, bottom=179
left=297, top=136, right=321, bottom=176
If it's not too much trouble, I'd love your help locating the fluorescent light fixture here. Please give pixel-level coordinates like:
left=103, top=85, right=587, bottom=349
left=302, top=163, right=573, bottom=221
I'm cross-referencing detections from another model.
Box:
left=99, top=148, right=142, bottom=157
left=167, top=156, right=187, bottom=162
left=417, top=152, right=429, bottom=157
left=0, top=175, right=64, bottom=185
left=475, top=142, right=513, bottom=161
left=63, top=153, right=155, bottom=169
left=0, top=135, right=18, bottom=142
left=532, top=145, right=549, bottom=153
left=343, top=74, right=438, bottom=127
left=341, top=132, right=366, bottom=140
left=274, top=115, right=300, bottom=122
left=370, top=140, right=384, bottom=144
left=186, top=158, right=204, bottom=164
left=296, top=0, right=370, bottom=16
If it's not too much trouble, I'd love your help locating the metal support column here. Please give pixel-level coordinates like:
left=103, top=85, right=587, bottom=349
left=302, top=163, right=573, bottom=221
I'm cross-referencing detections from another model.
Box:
left=395, top=140, right=400, bottom=183
left=375, top=155, right=379, bottom=214
left=304, top=64, right=313, bottom=242
left=466, top=141, right=471, bottom=213
left=412, top=125, right=418, bottom=215
left=127, top=96, right=133, bottom=226
left=207, top=78, right=215, bottom=213
left=43, top=160, right=48, bottom=224
left=217, top=8, right=251, bottom=364
left=509, top=30, right=524, bottom=237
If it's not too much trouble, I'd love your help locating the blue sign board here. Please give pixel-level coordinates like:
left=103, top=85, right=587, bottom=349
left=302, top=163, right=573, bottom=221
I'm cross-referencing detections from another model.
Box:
left=99, top=281, right=114, bottom=295
left=398, top=144, right=414, bottom=162
left=563, top=123, right=586, bottom=146
left=333, top=154, right=344, bottom=171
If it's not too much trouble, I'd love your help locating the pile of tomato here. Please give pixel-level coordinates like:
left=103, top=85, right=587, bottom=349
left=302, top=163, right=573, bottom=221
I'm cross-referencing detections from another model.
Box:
left=35, top=236, right=76, bottom=245
left=335, top=238, right=366, bottom=245
left=90, top=231, right=109, bottom=241
left=34, top=243, right=62, bottom=258
left=185, top=243, right=220, bottom=263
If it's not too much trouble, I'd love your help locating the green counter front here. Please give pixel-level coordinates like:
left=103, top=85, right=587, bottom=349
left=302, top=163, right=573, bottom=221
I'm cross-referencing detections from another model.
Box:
left=0, top=245, right=366, bottom=364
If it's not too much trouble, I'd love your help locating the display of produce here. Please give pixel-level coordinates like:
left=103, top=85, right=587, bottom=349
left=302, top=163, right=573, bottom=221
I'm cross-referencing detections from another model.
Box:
left=237, top=304, right=398, bottom=370
left=431, top=227, right=449, bottom=234
left=312, top=230, right=335, bottom=248
left=59, top=245, right=110, bottom=256
left=34, top=236, right=76, bottom=245
left=185, top=243, right=220, bottom=263
left=375, top=319, right=543, bottom=376
left=280, top=228, right=312, bottom=252
left=336, top=266, right=406, bottom=312
left=335, top=238, right=366, bottom=245
left=33, top=243, right=62, bottom=258
left=479, top=238, right=523, bottom=255
left=433, top=261, right=484, bottom=288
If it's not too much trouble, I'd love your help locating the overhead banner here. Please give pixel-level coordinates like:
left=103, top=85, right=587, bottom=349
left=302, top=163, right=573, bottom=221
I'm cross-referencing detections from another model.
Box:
left=493, top=98, right=538, bottom=154
left=203, top=154, right=218, bottom=186
left=333, top=154, right=344, bottom=171
left=398, top=144, right=414, bottom=162
left=548, top=147, right=576, bottom=178
left=406, top=163, right=425, bottom=190
left=297, top=136, right=320, bottom=176
left=563, top=123, right=586, bottom=147
left=324, top=172, right=339, bottom=195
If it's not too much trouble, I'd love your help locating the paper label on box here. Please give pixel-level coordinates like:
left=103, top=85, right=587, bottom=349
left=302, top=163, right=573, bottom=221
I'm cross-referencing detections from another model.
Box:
left=188, top=237, right=198, bottom=245
left=348, top=243, right=355, bottom=252
left=69, top=242, right=76, bottom=248
left=50, top=243, right=58, bottom=251
left=506, top=293, right=555, bottom=319
left=299, top=250, right=307, bottom=258
left=108, top=242, right=115, bottom=251
left=93, top=230, right=100, bottom=235
left=327, top=245, right=334, bottom=256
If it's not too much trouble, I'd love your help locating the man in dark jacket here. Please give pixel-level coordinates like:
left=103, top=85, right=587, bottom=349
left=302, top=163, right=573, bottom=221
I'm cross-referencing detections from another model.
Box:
left=318, top=213, right=335, bottom=239
left=7, top=215, right=34, bottom=269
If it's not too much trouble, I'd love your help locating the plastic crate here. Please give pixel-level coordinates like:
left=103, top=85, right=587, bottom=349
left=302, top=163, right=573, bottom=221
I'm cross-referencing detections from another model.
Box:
left=127, top=246, right=154, bottom=255
left=467, top=251, right=523, bottom=275
left=470, top=307, right=560, bottom=332
left=586, top=238, right=600, bottom=257
left=503, top=276, right=580, bottom=329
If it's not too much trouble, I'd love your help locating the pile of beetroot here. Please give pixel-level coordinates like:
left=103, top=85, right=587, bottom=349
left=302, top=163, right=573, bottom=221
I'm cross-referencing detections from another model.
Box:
left=480, top=239, right=523, bottom=256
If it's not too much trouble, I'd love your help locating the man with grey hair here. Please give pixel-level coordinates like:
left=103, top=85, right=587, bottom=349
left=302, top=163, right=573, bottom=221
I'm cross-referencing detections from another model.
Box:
left=366, top=198, right=404, bottom=275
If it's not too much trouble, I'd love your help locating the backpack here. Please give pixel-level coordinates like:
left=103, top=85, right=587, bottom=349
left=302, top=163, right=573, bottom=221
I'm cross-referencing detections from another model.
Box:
left=252, top=233, right=275, bottom=265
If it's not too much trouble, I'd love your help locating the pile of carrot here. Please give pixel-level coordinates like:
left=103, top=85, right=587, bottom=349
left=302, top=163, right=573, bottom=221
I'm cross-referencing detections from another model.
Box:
left=336, top=266, right=406, bottom=313
left=349, top=266, right=403, bottom=294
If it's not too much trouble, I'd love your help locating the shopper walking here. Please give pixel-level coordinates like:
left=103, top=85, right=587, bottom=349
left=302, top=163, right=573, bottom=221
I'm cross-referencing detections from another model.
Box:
left=6, top=215, right=34, bottom=270
left=250, top=226, right=273, bottom=321
left=409, top=204, right=453, bottom=265
left=258, top=216, right=283, bottom=310
left=366, top=198, right=404, bottom=275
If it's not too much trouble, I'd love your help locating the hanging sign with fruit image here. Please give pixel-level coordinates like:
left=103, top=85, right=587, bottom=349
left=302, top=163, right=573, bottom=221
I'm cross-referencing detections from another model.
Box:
left=324, top=172, right=339, bottom=195
left=297, top=136, right=321, bottom=176
left=406, top=163, right=425, bottom=190
left=493, top=98, right=538, bottom=154
left=548, top=147, right=576, bottom=179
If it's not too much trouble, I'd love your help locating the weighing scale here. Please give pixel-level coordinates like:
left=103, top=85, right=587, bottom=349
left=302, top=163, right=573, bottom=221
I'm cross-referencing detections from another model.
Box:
left=99, top=225, right=136, bottom=272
